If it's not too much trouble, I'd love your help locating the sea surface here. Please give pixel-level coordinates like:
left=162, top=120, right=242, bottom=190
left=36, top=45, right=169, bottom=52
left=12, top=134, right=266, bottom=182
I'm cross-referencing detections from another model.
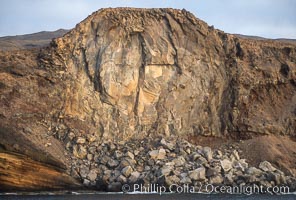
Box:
left=0, top=193, right=295, bottom=200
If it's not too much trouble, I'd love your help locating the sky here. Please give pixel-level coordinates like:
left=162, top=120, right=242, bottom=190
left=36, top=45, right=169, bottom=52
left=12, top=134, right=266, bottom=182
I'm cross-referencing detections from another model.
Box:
left=0, top=0, right=295, bottom=39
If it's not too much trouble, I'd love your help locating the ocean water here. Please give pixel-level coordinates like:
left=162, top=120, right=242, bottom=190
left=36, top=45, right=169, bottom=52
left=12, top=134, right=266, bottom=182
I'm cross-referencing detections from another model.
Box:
left=0, top=193, right=295, bottom=200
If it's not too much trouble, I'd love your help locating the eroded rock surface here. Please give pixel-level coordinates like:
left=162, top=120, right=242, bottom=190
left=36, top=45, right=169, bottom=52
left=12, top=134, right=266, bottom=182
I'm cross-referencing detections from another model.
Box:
left=0, top=8, right=296, bottom=191
left=0, top=152, right=80, bottom=191
left=41, top=8, right=296, bottom=141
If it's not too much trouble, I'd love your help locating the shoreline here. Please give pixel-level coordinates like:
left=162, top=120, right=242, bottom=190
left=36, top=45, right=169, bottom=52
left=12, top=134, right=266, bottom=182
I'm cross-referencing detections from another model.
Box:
left=1, top=192, right=296, bottom=200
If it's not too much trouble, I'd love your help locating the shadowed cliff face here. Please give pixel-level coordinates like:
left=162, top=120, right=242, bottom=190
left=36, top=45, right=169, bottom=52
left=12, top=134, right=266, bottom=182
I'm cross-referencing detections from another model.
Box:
left=40, top=8, right=295, bottom=141
left=0, top=8, right=296, bottom=191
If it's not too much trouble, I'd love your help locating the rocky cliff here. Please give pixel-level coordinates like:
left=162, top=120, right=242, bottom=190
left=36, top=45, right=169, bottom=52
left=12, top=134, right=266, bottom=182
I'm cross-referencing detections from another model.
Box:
left=40, top=8, right=296, bottom=140
left=0, top=8, right=295, bottom=191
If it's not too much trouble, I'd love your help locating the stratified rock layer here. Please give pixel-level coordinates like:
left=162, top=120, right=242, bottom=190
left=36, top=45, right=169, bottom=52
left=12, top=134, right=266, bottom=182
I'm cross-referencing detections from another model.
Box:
left=0, top=152, right=80, bottom=191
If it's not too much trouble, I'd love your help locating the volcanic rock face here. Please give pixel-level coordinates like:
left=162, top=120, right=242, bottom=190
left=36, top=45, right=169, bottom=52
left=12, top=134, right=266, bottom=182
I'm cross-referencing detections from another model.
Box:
left=42, top=8, right=296, bottom=140
left=53, top=8, right=228, bottom=139
left=0, top=8, right=296, bottom=190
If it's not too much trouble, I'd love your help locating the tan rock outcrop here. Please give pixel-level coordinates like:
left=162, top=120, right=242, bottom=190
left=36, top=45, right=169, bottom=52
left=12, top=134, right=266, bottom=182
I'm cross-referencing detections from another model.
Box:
left=41, top=8, right=295, bottom=140
left=0, top=7, right=295, bottom=191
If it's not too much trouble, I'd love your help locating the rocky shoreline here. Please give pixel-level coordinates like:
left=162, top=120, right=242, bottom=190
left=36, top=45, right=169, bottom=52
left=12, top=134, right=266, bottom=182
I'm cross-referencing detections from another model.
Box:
left=0, top=7, right=295, bottom=192
left=59, top=131, right=296, bottom=193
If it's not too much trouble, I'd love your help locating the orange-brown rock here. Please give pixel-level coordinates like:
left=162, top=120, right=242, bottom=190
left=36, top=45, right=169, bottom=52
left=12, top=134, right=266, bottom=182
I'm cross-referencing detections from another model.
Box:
left=0, top=8, right=295, bottom=190
left=0, top=152, right=80, bottom=191
left=43, top=8, right=295, bottom=139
